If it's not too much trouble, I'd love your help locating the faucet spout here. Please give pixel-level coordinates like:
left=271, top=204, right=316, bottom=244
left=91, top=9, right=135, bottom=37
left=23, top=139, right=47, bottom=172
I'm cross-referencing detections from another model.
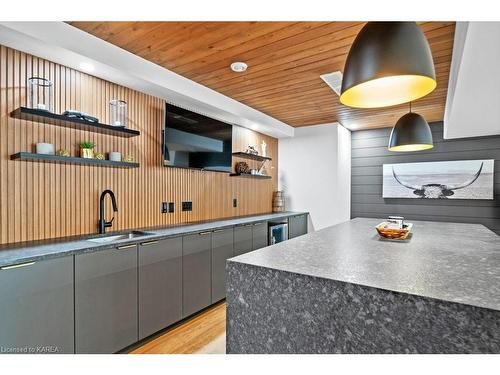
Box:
left=98, top=190, right=118, bottom=234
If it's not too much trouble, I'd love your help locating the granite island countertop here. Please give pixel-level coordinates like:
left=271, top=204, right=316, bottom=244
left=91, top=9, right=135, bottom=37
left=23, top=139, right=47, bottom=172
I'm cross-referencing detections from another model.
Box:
left=0, top=211, right=306, bottom=267
left=229, top=217, right=500, bottom=311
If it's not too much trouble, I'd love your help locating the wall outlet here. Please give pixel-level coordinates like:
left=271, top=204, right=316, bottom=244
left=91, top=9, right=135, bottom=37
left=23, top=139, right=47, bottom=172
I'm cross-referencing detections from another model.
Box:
left=233, top=198, right=238, bottom=208
left=161, top=202, right=168, bottom=213
left=168, top=202, right=175, bottom=213
left=182, top=201, right=192, bottom=211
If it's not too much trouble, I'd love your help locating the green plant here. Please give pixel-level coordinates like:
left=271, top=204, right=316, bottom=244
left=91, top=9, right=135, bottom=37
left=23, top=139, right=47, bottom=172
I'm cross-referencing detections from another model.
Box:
left=79, top=141, right=95, bottom=149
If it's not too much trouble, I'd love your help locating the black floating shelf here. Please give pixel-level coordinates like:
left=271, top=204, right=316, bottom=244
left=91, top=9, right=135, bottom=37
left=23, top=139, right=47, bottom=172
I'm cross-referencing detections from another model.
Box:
left=229, top=173, right=272, bottom=179
left=10, top=152, right=139, bottom=169
left=232, top=152, right=272, bottom=162
left=11, top=107, right=141, bottom=138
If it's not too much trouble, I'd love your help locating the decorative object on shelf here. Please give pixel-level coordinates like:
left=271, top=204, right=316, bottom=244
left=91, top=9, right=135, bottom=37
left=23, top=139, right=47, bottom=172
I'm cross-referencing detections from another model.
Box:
left=94, top=152, right=105, bottom=160
left=388, top=102, right=433, bottom=152
left=340, top=22, right=436, bottom=108
left=261, top=140, right=267, bottom=157
left=376, top=221, right=413, bottom=241
left=245, top=145, right=258, bottom=155
left=110, top=99, right=127, bottom=127
left=383, top=159, right=494, bottom=200
left=35, top=142, right=55, bottom=155
left=123, top=154, right=135, bottom=162
left=235, top=161, right=250, bottom=174
left=109, top=152, right=122, bottom=162
left=56, top=148, right=70, bottom=157
left=79, top=141, right=95, bottom=159
left=250, top=169, right=258, bottom=175
left=62, top=110, right=99, bottom=123
left=273, top=191, right=285, bottom=212
left=28, top=77, right=53, bottom=112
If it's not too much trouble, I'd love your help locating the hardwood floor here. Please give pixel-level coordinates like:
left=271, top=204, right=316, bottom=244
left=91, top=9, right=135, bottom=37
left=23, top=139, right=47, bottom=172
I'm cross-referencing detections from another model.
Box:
left=130, top=301, right=227, bottom=354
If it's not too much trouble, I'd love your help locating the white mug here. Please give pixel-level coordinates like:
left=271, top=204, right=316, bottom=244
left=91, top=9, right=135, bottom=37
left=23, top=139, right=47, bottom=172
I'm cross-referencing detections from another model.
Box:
left=109, top=152, right=122, bottom=162
left=36, top=143, right=55, bottom=155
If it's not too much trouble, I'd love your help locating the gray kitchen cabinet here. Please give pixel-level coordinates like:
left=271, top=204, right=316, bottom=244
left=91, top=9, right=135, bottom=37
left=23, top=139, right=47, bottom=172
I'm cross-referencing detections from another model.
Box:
left=0, top=256, right=74, bottom=354
left=75, top=244, right=138, bottom=354
left=233, top=224, right=253, bottom=256
left=289, top=214, right=308, bottom=239
left=138, top=237, right=182, bottom=340
left=252, top=221, right=268, bottom=250
left=183, top=232, right=212, bottom=317
left=211, top=227, right=234, bottom=303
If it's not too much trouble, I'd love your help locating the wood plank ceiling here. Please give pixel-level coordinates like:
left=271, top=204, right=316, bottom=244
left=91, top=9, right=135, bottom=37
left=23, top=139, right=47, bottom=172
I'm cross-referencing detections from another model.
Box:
left=69, top=22, right=455, bottom=131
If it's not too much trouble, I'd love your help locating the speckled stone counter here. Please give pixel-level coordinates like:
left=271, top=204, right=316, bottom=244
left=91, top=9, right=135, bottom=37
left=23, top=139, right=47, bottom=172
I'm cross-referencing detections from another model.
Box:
left=0, top=211, right=304, bottom=267
left=226, top=218, right=500, bottom=354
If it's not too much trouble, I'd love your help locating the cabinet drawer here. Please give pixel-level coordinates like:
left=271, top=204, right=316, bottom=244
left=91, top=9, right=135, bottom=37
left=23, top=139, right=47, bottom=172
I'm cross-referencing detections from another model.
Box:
left=139, top=237, right=182, bottom=340
left=211, top=228, right=234, bottom=303
left=75, top=246, right=138, bottom=353
left=0, top=256, right=74, bottom=354
left=183, top=232, right=212, bottom=317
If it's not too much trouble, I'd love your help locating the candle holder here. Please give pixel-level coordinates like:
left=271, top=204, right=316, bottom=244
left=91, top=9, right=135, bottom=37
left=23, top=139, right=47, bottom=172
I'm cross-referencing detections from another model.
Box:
left=28, top=77, right=53, bottom=112
left=110, top=99, right=127, bottom=127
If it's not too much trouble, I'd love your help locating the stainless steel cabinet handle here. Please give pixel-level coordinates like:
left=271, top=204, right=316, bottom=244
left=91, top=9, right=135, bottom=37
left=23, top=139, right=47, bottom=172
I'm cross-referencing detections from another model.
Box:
left=117, top=244, right=136, bottom=250
left=199, top=231, right=211, bottom=236
left=140, top=240, right=159, bottom=246
left=1, top=261, right=35, bottom=270
left=213, top=229, right=225, bottom=233
left=253, top=222, right=263, bottom=226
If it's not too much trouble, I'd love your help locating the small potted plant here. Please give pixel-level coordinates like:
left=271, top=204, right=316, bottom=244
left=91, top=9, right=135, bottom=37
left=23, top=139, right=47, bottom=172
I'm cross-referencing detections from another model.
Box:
left=79, top=141, right=95, bottom=159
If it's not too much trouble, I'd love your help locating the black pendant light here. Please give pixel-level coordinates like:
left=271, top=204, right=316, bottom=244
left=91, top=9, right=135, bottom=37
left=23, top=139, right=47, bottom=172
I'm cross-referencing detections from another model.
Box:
left=340, top=22, right=436, bottom=108
left=388, top=103, right=433, bottom=152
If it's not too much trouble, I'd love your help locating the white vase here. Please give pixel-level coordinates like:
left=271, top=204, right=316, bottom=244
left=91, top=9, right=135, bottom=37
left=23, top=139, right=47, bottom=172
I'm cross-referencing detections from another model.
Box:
left=109, top=152, right=122, bottom=162
left=36, top=143, right=55, bottom=155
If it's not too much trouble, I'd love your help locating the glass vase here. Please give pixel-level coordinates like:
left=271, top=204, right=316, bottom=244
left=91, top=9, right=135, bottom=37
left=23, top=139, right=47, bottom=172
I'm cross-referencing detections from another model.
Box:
left=110, top=99, right=127, bottom=127
left=28, top=77, right=53, bottom=112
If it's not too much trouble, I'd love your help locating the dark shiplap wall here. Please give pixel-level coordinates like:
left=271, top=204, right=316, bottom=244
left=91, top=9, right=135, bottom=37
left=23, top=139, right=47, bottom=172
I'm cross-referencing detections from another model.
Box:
left=351, top=122, right=500, bottom=235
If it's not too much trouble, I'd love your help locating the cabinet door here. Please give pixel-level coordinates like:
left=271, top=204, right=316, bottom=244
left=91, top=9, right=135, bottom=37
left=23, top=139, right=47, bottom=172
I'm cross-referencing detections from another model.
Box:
left=289, top=214, right=308, bottom=239
left=211, top=228, right=234, bottom=303
left=234, top=224, right=253, bottom=256
left=183, top=232, right=212, bottom=317
left=0, top=256, right=74, bottom=354
left=75, top=245, right=138, bottom=354
left=139, top=237, right=182, bottom=340
left=252, top=221, right=268, bottom=250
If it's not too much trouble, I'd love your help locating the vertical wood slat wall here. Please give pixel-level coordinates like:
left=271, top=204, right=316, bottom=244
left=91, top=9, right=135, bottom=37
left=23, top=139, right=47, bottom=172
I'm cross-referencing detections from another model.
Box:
left=0, top=45, right=278, bottom=245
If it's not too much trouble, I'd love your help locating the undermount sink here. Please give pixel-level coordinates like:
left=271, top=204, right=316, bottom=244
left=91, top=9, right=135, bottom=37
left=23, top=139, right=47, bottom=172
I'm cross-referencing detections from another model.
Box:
left=86, top=230, right=154, bottom=243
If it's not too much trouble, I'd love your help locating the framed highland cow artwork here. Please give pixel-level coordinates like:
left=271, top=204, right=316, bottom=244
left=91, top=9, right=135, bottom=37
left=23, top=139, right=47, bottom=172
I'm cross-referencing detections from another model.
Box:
left=383, top=160, right=494, bottom=199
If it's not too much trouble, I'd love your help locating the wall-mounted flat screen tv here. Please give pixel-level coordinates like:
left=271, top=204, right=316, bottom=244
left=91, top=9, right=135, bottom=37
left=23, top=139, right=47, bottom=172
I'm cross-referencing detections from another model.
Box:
left=162, top=103, right=233, bottom=172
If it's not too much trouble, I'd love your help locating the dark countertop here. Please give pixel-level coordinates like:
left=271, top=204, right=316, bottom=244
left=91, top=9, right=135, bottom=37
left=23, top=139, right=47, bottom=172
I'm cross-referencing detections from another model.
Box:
left=229, top=217, right=500, bottom=311
left=0, top=211, right=306, bottom=267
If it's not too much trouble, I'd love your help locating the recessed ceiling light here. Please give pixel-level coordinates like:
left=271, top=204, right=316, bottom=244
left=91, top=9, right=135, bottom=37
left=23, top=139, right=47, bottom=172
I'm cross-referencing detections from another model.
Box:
left=79, top=62, right=95, bottom=72
left=230, top=62, right=248, bottom=73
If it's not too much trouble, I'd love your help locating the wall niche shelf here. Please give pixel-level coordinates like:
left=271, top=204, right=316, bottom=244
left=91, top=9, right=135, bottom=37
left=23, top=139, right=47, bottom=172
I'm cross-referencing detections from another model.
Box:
left=232, top=152, right=272, bottom=162
left=10, top=152, right=139, bottom=169
left=11, top=107, right=141, bottom=138
left=229, top=173, right=272, bottom=179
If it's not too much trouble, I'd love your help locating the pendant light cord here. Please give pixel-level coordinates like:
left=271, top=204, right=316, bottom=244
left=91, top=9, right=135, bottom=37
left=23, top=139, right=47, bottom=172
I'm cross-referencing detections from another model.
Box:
left=409, top=101, right=412, bottom=113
